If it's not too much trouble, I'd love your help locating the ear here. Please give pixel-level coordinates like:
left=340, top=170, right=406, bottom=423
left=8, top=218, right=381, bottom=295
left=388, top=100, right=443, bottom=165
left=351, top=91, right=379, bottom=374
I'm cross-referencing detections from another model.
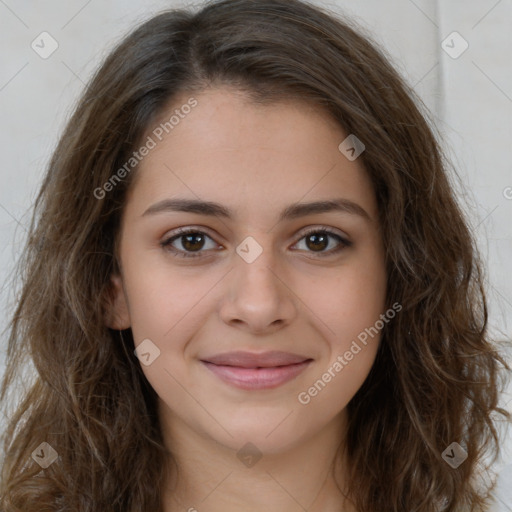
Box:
left=104, top=273, right=131, bottom=330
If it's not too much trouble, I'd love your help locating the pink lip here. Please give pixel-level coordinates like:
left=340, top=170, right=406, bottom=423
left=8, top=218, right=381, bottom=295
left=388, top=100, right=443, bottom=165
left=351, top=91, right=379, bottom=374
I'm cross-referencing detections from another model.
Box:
left=200, top=351, right=313, bottom=390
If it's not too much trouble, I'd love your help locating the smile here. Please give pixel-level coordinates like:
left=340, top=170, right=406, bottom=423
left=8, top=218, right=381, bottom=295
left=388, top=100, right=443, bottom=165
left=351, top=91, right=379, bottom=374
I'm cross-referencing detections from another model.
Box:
left=200, top=351, right=313, bottom=390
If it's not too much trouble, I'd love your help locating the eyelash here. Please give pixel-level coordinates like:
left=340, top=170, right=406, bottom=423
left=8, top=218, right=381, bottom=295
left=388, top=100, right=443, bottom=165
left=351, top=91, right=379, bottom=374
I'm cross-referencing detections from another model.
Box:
left=160, top=226, right=352, bottom=259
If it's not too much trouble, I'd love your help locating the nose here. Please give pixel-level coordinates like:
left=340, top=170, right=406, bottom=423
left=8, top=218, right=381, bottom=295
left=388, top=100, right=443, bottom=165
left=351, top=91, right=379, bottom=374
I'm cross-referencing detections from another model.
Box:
left=218, top=245, right=297, bottom=335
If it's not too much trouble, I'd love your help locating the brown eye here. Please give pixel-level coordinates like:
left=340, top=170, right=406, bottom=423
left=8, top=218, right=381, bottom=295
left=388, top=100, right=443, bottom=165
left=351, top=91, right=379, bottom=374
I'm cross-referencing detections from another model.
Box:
left=293, top=227, right=351, bottom=256
left=305, top=232, right=329, bottom=252
left=161, top=226, right=351, bottom=260
left=161, top=229, right=219, bottom=258
left=180, top=232, right=206, bottom=252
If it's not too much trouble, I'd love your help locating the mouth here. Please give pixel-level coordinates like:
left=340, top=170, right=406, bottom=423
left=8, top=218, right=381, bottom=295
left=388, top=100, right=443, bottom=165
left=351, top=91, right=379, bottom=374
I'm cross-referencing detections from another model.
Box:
left=200, top=351, right=313, bottom=390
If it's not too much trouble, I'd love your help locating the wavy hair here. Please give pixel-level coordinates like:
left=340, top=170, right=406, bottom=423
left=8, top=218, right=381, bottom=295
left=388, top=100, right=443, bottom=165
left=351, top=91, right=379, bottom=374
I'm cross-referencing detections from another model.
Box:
left=1, top=0, right=510, bottom=510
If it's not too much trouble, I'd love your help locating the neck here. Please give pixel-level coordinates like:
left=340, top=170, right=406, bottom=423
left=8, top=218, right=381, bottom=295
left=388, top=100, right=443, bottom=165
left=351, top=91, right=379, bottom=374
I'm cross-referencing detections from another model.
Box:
left=159, top=404, right=355, bottom=512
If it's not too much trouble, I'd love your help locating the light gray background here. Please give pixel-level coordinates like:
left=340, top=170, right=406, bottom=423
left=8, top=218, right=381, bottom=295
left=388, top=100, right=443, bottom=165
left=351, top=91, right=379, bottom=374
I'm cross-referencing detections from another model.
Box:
left=0, top=0, right=511, bottom=509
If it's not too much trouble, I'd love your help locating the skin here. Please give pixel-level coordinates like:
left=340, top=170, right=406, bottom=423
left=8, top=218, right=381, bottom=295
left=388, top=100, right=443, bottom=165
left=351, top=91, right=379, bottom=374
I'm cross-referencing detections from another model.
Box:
left=107, top=86, right=387, bottom=512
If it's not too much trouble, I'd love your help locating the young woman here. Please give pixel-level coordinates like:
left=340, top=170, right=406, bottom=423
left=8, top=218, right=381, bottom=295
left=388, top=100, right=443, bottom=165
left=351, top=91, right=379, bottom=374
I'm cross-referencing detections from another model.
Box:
left=1, top=0, right=510, bottom=510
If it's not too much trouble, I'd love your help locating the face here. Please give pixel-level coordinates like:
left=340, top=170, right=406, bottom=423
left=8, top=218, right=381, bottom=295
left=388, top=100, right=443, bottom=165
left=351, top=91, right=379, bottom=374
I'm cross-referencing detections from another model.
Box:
left=108, top=86, right=387, bottom=455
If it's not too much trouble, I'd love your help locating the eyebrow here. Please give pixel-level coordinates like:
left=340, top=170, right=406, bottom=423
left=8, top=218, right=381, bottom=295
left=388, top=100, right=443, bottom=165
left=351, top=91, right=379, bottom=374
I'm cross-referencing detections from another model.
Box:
left=142, top=197, right=372, bottom=223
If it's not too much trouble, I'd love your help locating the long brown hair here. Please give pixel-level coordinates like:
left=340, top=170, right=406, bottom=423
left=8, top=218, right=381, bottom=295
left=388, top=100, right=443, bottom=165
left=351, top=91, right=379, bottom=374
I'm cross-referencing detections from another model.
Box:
left=1, top=0, right=510, bottom=510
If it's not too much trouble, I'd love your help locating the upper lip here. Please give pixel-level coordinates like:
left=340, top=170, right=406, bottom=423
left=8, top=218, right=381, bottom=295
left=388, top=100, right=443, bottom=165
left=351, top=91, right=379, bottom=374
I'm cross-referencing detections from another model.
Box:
left=201, top=351, right=312, bottom=368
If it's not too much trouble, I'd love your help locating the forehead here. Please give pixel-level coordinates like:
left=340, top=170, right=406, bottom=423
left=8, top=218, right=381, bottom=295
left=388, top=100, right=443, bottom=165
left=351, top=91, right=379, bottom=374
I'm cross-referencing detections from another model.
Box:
left=126, top=87, right=378, bottom=223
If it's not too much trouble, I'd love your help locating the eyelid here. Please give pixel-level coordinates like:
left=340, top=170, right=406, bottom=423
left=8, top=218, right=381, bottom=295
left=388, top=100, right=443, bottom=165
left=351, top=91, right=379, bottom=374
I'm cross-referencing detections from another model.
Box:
left=160, top=224, right=351, bottom=258
left=291, top=225, right=352, bottom=254
left=160, top=226, right=222, bottom=256
left=296, top=224, right=349, bottom=240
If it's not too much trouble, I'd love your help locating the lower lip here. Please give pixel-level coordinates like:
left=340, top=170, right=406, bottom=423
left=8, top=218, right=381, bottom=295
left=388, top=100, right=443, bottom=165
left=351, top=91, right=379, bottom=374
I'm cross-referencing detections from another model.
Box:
left=201, top=360, right=312, bottom=390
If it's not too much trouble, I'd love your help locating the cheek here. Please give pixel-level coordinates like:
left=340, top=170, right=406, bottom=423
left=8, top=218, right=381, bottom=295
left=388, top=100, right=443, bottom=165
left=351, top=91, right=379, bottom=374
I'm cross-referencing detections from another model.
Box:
left=294, top=262, right=386, bottom=412
left=124, top=268, right=212, bottom=414
left=123, top=258, right=217, bottom=343
left=301, top=285, right=383, bottom=400
left=300, top=252, right=387, bottom=346
left=296, top=342, right=378, bottom=418
left=123, top=263, right=222, bottom=392
left=294, top=250, right=386, bottom=404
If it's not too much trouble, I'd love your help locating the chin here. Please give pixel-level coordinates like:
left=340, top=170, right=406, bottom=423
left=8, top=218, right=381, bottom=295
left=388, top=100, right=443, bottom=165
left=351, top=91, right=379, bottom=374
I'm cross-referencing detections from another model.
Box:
left=201, top=411, right=313, bottom=456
